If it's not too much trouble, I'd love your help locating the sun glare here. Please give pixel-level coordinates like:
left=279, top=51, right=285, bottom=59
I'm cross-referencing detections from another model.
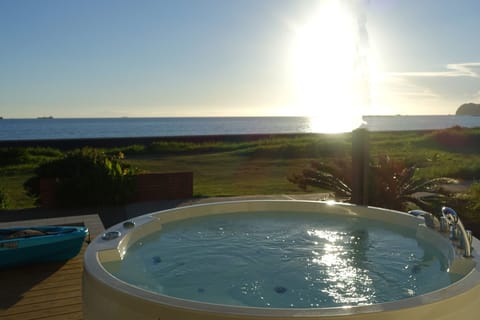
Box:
left=291, top=0, right=370, bottom=133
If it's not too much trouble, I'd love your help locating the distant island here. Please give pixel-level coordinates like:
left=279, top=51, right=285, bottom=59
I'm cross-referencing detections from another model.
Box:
left=456, top=103, right=480, bottom=116
left=37, top=116, right=54, bottom=119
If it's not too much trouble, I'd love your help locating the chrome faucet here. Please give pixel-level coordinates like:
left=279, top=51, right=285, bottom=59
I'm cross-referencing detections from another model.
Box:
left=441, top=207, right=472, bottom=257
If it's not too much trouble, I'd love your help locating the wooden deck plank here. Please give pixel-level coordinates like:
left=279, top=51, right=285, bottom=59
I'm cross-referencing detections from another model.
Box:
left=0, top=214, right=105, bottom=320
left=1, top=267, right=82, bottom=290
left=39, top=312, right=84, bottom=320
left=0, top=287, right=82, bottom=302
left=8, top=289, right=81, bottom=306
left=0, top=247, right=85, bottom=320
left=3, top=298, right=82, bottom=316
left=2, top=271, right=82, bottom=288
left=14, top=312, right=84, bottom=320
left=4, top=307, right=83, bottom=320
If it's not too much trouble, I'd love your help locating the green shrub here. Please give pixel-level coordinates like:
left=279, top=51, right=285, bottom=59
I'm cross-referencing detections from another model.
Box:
left=112, top=144, right=146, bottom=156
left=0, top=148, right=29, bottom=167
left=0, top=188, right=9, bottom=209
left=445, top=183, right=480, bottom=236
left=146, top=141, right=253, bottom=155
left=465, top=183, right=480, bottom=212
left=426, top=126, right=480, bottom=152
left=0, top=147, right=63, bottom=167
left=27, top=147, right=63, bottom=158
left=24, top=148, right=137, bottom=207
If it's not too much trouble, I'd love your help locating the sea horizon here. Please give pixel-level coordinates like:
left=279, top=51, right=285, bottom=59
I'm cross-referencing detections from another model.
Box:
left=0, top=114, right=465, bottom=120
left=1, top=115, right=479, bottom=141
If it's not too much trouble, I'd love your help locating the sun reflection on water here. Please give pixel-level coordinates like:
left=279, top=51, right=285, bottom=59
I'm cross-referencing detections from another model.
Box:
left=307, top=115, right=365, bottom=134
left=308, top=228, right=375, bottom=305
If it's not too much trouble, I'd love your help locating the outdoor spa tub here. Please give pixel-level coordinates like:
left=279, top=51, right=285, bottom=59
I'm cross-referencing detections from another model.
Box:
left=83, top=200, right=480, bottom=320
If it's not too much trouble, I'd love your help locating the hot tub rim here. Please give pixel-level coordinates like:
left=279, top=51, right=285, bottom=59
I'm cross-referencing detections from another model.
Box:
left=84, top=200, right=480, bottom=318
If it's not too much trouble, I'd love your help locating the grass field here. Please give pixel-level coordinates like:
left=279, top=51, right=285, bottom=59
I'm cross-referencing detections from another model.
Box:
left=127, top=154, right=315, bottom=197
left=1, top=128, right=480, bottom=210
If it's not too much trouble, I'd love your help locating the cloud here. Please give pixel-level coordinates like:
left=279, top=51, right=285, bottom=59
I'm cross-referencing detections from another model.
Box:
left=377, top=62, right=480, bottom=111
left=366, top=62, right=480, bottom=115
left=473, top=90, right=480, bottom=103
left=379, top=75, right=439, bottom=96
left=387, top=62, right=480, bottom=78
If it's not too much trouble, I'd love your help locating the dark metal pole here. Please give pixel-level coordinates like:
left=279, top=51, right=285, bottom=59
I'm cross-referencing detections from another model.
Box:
left=351, top=128, right=369, bottom=205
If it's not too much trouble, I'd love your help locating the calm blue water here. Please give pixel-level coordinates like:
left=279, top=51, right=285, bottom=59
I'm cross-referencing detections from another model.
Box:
left=1, top=115, right=479, bottom=141
left=105, top=211, right=452, bottom=308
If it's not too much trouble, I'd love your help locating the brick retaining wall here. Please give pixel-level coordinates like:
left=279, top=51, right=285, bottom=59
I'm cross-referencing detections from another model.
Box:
left=134, top=172, right=193, bottom=202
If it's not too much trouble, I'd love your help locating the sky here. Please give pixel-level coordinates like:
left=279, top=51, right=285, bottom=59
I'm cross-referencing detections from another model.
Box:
left=1, top=0, right=480, bottom=120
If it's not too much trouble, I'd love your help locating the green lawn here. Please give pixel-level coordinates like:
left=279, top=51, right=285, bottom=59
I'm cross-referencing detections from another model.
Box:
left=0, top=167, right=36, bottom=208
left=127, top=153, right=316, bottom=197
left=1, top=128, right=480, bottom=210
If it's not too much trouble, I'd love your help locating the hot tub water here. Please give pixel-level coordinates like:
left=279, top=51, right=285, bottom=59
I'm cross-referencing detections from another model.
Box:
left=103, top=211, right=454, bottom=308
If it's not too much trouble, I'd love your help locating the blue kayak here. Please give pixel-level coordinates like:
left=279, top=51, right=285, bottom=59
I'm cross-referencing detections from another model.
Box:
left=0, top=226, right=88, bottom=268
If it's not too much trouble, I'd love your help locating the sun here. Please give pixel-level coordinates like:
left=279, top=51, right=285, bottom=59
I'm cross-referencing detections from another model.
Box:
left=291, top=0, right=370, bottom=133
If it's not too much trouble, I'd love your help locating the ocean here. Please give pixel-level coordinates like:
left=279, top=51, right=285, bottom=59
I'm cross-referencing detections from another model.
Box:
left=0, top=115, right=479, bottom=141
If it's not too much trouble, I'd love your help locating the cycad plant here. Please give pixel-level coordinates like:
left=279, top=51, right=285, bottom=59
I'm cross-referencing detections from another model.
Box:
left=288, top=155, right=457, bottom=212
left=288, top=159, right=353, bottom=200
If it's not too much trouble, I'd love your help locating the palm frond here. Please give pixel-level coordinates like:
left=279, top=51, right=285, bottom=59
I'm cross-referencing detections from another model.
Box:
left=289, top=154, right=458, bottom=212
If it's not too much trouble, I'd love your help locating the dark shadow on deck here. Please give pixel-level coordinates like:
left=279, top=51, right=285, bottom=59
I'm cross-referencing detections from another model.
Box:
left=0, top=261, right=66, bottom=309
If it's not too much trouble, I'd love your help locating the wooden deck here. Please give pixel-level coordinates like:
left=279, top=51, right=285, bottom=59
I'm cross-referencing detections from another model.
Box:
left=0, top=215, right=104, bottom=320
left=0, top=195, right=332, bottom=319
